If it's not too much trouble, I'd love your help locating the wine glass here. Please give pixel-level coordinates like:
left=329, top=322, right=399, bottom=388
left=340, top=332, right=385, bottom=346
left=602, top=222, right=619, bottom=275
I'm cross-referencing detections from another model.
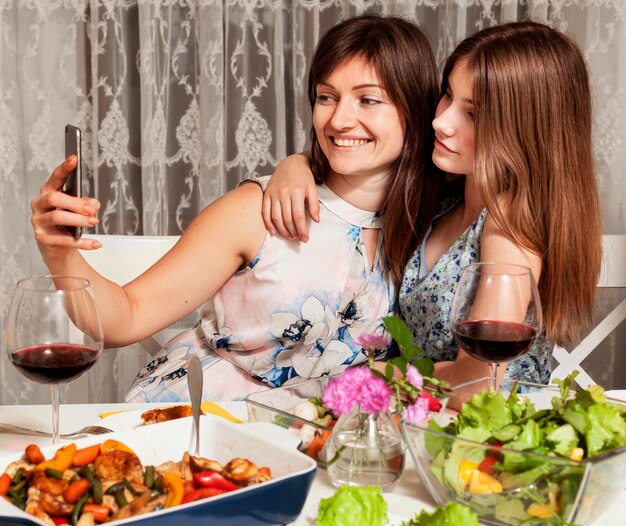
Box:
left=4, top=276, right=103, bottom=444
left=450, top=262, right=542, bottom=391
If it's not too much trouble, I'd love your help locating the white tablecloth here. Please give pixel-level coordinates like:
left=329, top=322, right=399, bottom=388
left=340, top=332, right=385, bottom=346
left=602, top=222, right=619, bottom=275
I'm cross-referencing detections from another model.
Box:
left=0, top=403, right=623, bottom=525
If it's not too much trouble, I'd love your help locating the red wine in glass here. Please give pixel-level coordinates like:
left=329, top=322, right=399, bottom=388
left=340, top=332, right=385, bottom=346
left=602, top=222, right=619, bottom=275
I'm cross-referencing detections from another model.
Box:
left=453, top=320, right=538, bottom=363
left=10, top=343, right=99, bottom=384
left=450, top=262, right=542, bottom=391
left=5, top=276, right=103, bottom=444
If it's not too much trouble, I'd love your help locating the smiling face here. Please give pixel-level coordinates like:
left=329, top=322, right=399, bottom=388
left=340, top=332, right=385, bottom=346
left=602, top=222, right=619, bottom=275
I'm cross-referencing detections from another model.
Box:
left=313, top=55, right=405, bottom=183
left=432, top=60, right=475, bottom=176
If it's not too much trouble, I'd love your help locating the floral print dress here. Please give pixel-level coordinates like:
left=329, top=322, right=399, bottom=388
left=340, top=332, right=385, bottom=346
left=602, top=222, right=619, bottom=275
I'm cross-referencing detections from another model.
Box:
left=399, top=202, right=552, bottom=384
left=125, top=180, right=394, bottom=403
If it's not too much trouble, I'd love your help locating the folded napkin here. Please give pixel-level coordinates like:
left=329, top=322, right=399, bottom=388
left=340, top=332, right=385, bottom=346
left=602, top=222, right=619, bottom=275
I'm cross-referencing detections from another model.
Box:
left=99, top=401, right=242, bottom=424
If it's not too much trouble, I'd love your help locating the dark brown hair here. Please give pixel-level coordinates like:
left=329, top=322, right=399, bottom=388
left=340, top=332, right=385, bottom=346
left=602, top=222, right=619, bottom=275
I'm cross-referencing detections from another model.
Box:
left=308, top=15, right=441, bottom=285
left=442, top=21, right=602, bottom=344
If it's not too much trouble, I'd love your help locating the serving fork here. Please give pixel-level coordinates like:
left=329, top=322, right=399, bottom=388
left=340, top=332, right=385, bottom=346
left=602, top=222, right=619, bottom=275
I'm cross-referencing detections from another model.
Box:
left=0, top=423, right=112, bottom=439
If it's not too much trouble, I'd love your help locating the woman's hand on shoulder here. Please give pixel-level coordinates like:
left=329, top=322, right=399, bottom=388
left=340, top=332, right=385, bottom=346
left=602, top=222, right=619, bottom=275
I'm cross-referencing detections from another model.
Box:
left=30, top=156, right=101, bottom=260
left=262, top=152, right=318, bottom=242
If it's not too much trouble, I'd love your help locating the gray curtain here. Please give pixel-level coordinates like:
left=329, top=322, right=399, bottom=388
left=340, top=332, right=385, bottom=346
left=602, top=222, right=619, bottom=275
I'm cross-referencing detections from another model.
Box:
left=1, top=0, right=624, bottom=403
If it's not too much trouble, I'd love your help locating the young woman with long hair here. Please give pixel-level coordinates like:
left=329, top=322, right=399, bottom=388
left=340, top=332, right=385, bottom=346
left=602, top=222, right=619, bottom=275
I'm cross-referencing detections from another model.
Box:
left=261, top=21, right=603, bottom=387
left=30, top=15, right=441, bottom=401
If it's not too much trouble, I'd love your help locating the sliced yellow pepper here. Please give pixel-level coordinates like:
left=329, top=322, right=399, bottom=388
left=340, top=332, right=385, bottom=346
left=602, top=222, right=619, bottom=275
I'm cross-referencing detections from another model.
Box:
left=458, top=460, right=478, bottom=490
left=468, top=469, right=503, bottom=494
left=527, top=502, right=558, bottom=519
left=100, top=439, right=135, bottom=455
left=569, top=447, right=584, bottom=461
left=35, top=443, right=77, bottom=472
left=163, top=472, right=184, bottom=508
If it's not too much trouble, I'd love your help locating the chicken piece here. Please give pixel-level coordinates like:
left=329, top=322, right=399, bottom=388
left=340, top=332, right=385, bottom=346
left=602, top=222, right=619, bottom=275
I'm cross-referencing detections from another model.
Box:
left=75, top=512, right=96, bottom=526
left=189, top=455, right=223, bottom=474
left=25, top=488, right=56, bottom=526
left=141, top=405, right=196, bottom=425
left=27, top=483, right=74, bottom=519
left=222, top=458, right=258, bottom=486
left=3, top=459, right=32, bottom=478
left=109, top=492, right=167, bottom=521
left=94, top=450, right=144, bottom=484
left=30, top=470, right=68, bottom=497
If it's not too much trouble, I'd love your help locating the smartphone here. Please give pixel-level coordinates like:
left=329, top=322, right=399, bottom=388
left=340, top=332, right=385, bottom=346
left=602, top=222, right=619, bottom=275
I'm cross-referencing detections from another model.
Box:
left=64, top=124, right=83, bottom=239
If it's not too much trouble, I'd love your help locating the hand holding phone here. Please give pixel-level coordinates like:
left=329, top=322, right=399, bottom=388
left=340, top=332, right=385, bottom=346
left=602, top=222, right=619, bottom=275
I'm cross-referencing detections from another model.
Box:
left=64, top=124, right=83, bottom=239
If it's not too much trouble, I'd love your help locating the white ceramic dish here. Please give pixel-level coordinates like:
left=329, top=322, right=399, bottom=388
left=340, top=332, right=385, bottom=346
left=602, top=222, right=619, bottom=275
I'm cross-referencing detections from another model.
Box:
left=0, top=415, right=317, bottom=525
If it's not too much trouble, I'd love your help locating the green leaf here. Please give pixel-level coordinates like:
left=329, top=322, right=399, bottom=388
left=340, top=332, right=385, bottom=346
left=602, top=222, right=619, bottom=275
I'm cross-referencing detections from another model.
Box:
left=382, top=315, right=413, bottom=348
left=316, top=485, right=388, bottom=526
left=402, top=502, right=479, bottom=526
left=414, top=357, right=434, bottom=378
left=546, top=424, right=578, bottom=457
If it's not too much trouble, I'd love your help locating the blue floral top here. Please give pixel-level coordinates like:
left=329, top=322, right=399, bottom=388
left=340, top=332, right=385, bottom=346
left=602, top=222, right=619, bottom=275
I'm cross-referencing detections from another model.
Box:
left=399, top=203, right=552, bottom=384
left=125, top=178, right=394, bottom=403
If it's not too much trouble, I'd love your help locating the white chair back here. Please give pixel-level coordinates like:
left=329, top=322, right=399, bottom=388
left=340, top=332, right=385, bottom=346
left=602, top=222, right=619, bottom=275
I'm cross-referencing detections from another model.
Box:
left=80, top=234, right=188, bottom=356
left=550, top=235, right=626, bottom=387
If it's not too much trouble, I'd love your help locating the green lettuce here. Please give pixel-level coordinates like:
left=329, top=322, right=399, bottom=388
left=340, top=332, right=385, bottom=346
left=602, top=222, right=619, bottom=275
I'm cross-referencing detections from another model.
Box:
left=401, top=502, right=479, bottom=526
left=316, top=485, right=388, bottom=526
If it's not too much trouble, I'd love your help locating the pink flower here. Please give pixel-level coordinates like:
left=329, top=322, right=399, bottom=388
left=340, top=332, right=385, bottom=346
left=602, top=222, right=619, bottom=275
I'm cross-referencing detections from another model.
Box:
left=405, top=365, right=423, bottom=389
left=355, top=332, right=390, bottom=351
left=402, top=397, right=430, bottom=425
left=322, top=367, right=392, bottom=416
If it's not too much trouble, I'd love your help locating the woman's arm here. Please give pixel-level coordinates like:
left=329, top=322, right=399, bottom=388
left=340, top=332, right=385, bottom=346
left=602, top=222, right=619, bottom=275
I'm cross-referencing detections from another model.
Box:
left=31, top=157, right=266, bottom=347
left=262, top=152, right=318, bottom=242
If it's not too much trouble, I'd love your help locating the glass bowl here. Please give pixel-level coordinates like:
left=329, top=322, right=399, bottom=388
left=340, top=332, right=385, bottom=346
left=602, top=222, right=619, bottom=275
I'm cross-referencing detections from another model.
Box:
left=401, top=377, right=626, bottom=526
left=246, top=377, right=335, bottom=464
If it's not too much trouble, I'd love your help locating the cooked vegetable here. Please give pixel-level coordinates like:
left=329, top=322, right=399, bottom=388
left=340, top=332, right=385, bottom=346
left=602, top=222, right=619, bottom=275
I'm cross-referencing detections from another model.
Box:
left=72, top=444, right=101, bottom=467
left=36, top=443, right=77, bottom=472
left=25, top=444, right=46, bottom=465
left=63, top=479, right=90, bottom=504
left=3, top=438, right=272, bottom=524
left=193, top=471, right=238, bottom=492
left=81, top=504, right=109, bottom=523
left=181, top=487, right=226, bottom=504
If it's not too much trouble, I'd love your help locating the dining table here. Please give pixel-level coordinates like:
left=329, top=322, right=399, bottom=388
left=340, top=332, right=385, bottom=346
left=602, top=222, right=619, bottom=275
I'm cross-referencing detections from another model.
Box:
left=0, top=399, right=624, bottom=525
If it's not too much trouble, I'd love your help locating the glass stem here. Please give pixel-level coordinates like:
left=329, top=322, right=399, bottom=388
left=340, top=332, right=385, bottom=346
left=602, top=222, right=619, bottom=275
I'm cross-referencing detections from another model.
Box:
left=50, top=383, right=60, bottom=445
left=488, top=362, right=500, bottom=392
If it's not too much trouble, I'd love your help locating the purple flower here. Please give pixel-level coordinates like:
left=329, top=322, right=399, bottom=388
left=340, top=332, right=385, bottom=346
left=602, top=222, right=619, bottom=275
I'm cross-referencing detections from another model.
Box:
left=405, top=365, right=423, bottom=389
left=402, top=397, right=430, bottom=425
left=355, top=332, right=390, bottom=351
left=323, top=367, right=392, bottom=416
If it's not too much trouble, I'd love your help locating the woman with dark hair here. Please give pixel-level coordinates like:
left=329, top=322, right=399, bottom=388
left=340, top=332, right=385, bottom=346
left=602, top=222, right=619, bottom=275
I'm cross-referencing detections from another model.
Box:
left=30, top=15, right=441, bottom=401
left=261, top=21, right=603, bottom=388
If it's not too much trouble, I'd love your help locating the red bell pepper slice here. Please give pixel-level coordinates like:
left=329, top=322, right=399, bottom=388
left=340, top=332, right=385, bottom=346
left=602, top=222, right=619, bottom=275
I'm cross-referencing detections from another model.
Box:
left=477, top=455, right=498, bottom=476
left=181, top=487, right=227, bottom=504
left=51, top=518, right=69, bottom=525
left=192, top=471, right=238, bottom=492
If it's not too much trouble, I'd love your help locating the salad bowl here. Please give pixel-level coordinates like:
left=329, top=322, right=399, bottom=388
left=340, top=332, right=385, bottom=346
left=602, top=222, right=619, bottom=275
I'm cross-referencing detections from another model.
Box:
left=401, top=377, right=626, bottom=526
left=246, top=377, right=335, bottom=464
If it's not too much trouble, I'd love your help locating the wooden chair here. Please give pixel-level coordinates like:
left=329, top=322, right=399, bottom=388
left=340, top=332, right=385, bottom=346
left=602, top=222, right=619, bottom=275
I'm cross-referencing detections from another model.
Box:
left=550, top=235, right=626, bottom=387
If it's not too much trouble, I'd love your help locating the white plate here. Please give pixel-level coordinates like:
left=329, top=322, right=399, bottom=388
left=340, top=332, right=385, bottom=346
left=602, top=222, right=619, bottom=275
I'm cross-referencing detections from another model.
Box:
left=0, top=416, right=317, bottom=526
left=100, top=402, right=247, bottom=431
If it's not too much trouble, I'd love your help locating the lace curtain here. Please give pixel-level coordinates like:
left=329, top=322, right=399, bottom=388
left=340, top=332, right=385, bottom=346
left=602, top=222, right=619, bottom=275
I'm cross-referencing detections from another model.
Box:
left=1, top=0, right=624, bottom=404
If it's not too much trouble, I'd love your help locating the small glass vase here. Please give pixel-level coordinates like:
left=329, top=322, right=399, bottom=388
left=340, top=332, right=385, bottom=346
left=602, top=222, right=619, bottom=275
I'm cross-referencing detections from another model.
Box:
left=326, top=404, right=405, bottom=492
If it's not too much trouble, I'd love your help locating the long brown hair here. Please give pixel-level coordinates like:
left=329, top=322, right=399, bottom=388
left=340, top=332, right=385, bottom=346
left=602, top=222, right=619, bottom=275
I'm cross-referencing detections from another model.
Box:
left=442, top=21, right=602, bottom=344
left=307, top=15, right=441, bottom=285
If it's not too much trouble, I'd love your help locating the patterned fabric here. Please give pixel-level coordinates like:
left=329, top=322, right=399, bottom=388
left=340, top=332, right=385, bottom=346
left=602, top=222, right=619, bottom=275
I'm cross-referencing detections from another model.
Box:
left=399, top=202, right=552, bottom=384
left=125, top=179, right=395, bottom=402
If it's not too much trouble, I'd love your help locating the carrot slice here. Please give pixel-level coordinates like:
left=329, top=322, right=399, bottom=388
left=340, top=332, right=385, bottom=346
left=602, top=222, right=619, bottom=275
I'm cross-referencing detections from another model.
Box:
left=305, top=429, right=331, bottom=459
left=72, top=444, right=101, bottom=467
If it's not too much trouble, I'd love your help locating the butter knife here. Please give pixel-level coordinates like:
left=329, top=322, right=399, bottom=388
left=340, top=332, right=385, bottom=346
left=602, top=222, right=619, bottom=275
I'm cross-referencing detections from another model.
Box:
left=187, top=354, right=203, bottom=456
